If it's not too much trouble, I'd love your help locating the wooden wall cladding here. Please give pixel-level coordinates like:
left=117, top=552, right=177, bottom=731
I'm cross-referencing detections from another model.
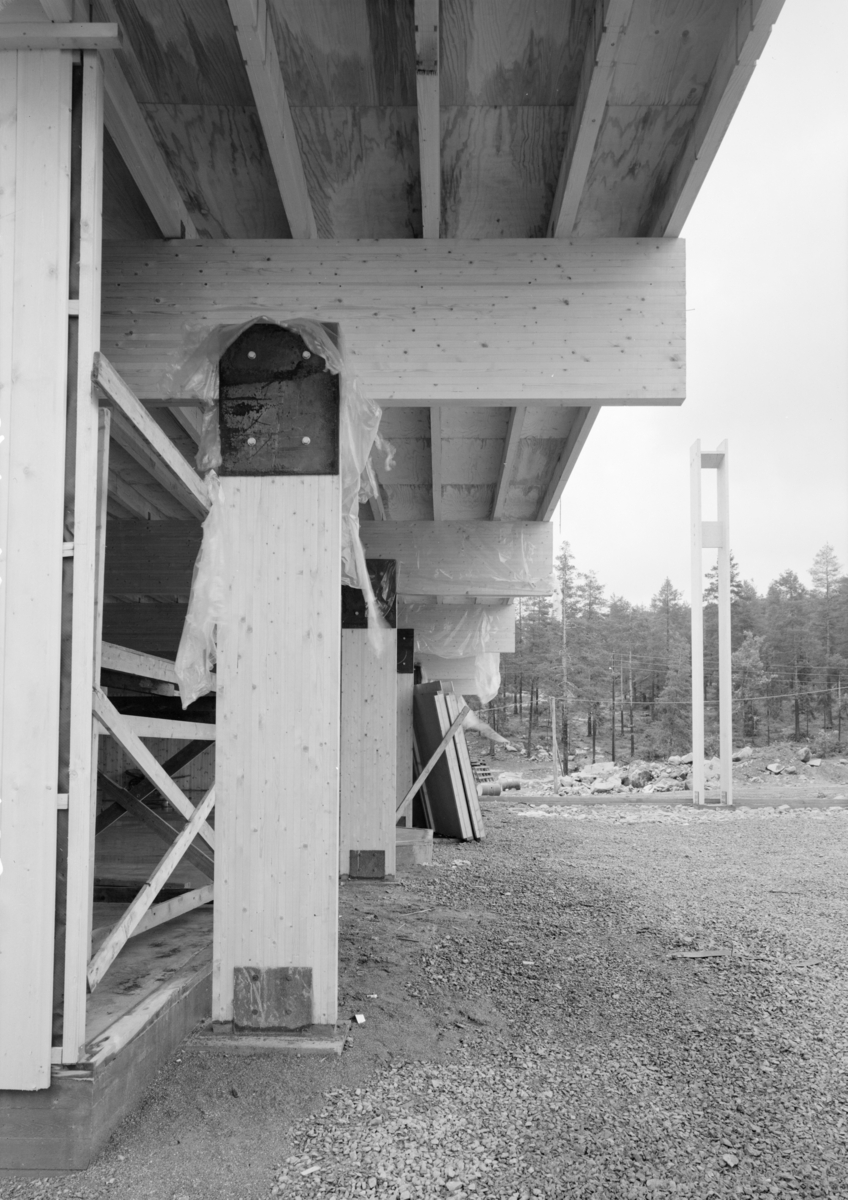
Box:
left=101, top=239, right=686, bottom=405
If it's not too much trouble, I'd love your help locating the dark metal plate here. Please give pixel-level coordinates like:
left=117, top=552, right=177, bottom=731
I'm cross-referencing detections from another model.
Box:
left=341, top=559, right=397, bottom=629
left=397, top=628, right=414, bottom=673
left=349, top=850, right=386, bottom=879
left=232, top=966, right=313, bottom=1030
left=219, top=324, right=339, bottom=476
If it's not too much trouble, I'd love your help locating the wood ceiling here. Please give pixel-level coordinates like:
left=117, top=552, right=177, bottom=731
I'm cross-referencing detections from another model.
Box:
left=44, top=0, right=782, bottom=643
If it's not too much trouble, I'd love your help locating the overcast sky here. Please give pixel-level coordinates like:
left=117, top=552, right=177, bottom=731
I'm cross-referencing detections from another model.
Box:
left=555, top=0, right=848, bottom=607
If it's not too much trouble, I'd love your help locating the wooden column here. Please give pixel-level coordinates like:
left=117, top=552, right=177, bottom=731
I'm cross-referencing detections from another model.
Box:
left=396, top=630, right=415, bottom=820
left=340, top=628, right=398, bottom=877
left=213, top=326, right=341, bottom=1029
left=690, top=440, right=733, bottom=807
left=0, top=48, right=72, bottom=1090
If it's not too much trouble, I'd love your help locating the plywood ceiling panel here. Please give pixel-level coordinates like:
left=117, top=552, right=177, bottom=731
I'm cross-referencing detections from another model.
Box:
left=269, top=0, right=416, bottom=107
left=102, top=127, right=161, bottom=241
left=440, top=0, right=592, bottom=106
left=442, top=105, right=568, bottom=238
left=610, top=0, right=729, bottom=107
left=293, top=106, right=420, bottom=238
left=573, top=104, right=698, bottom=237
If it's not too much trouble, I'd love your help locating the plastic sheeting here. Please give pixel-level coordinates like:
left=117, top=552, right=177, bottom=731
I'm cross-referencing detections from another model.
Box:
left=174, top=318, right=393, bottom=708
left=399, top=602, right=507, bottom=658
left=418, top=651, right=501, bottom=705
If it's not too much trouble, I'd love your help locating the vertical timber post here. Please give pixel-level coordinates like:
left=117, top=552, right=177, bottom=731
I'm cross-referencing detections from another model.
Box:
left=690, top=442, right=705, bottom=806
left=396, top=630, right=415, bottom=824
left=690, top=440, right=733, bottom=806
left=340, top=562, right=398, bottom=878
left=214, top=324, right=341, bottom=1030
left=716, top=441, right=732, bottom=806
left=0, top=47, right=72, bottom=1089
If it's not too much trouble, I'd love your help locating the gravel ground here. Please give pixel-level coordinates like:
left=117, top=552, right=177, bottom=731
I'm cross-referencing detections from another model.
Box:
left=4, top=802, right=848, bottom=1200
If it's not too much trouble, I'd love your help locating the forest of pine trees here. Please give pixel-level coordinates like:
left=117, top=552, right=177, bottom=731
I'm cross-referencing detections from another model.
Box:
left=493, top=544, right=848, bottom=762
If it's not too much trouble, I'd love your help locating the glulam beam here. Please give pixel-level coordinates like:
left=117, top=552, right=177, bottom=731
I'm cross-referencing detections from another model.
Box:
left=415, top=0, right=440, bottom=238
left=360, top=521, right=553, bottom=598
left=102, top=239, right=686, bottom=406
left=548, top=0, right=633, bottom=238
left=537, top=406, right=600, bottom=521
left=647, top=0, right=786, bottom=237
left=491, top=406, right=526, bottom=520
left=226, top=0, right=317, bottom=239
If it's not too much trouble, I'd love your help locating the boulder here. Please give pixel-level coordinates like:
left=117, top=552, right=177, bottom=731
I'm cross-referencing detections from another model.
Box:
left=680, top=752, right=694, bottom=764
left=810, top=758, right=822, bottom=768
left=766, top=762, right=783, bottom=774
left=629, top=767, right=654, bottom=788
left=798, top=746, right=812, bottom=763
left=668, top=755, right=681, bottom=766
left=591, top=776, right=622, bottom=793
left=732, top=747, right=753, bottom=762
left=784, top=764, right=798, bottom=775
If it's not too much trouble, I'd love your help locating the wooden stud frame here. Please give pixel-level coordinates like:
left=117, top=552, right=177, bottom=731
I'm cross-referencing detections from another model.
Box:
left=690, top=440, right=732, bottom=807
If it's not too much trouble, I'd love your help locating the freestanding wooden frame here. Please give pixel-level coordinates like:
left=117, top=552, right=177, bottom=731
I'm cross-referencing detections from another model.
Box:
left=690, top=440, right=732, bottom=806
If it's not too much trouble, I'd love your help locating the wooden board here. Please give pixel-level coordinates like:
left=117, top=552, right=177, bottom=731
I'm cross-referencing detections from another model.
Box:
left=360, top=520, right=552, bottom=598
left=396, top=672, right=415, bottom=808
left=0, top=48, right=71, bottom=1091
left=214, top=475, right=340, bottom=1026
left=339, top=629, right=397, bottom=877
left=412, top=689, right=472, bottom=840
left=444, top=692, right=485, bottom=840
left=101, top=239, right=686, bottom=406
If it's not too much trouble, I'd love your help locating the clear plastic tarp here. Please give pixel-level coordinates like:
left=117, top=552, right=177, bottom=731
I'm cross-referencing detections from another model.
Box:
left=173, top=318, right=392, bottom=708
left=418, top=651, right=501, bottom=704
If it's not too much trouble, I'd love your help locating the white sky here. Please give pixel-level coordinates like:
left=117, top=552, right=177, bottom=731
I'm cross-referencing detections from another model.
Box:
left=554, top=0, right=848, bottom=607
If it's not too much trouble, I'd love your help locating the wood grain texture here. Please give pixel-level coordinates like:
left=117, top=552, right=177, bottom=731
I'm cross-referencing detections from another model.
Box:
left=537, top=405, right=600, bottom=520
left=292, top=105, right=419, bottom=238
left=0, top=49, right=70, bottom=1091
left=63, top=56, right=108, bottom=1065
left=609, top=0, right=728, bottom=107
left=227, top=0, right=317, bottom=239
left=340, top=629, right=397, bottom=876
left=101, top=239, right=686, bottom=406
left=396, top=673, right=415, bottom=806
left=110, top=0, right=253, bottom=105
left=440, top=0, right=591, bottom=106
left=415, top=0, right=440, bottom=239
left=572, top=103, right=698, bottom=236
left=138, top=103, right=290, bottom=238
left=269, top=0, right=416, bottom=108
left=360, top=520, right=553, bottom=598
left=214, top=476, right=340, bottom=1025
left=442, top=105, right=568, bottom=238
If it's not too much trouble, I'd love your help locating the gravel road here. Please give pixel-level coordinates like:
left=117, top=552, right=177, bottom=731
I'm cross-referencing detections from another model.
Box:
left=4, top=802, right=847, bottom=1200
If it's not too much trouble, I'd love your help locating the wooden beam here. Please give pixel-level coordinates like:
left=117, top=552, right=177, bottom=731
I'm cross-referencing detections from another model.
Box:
left=97, top=772, right=214, bottom=879
left=415, top=0, right=440, bottom=238
left=92, top=688, right=216, bottom=851
left=101, top=642, right=179, bottom=685
left=101, top=239, right=687, bottom=407
left=647, top=0, right=786, bottom=237
left=548, top=0, right=633, bottom=238
left=0, top=22, right=120, bottom=49
left=537, top=406, right=600, bottom=521
left=63, top=52, right=108, bottom=1066
left=491, top=406, right=526, bottom=520
left=226, top=0, right=317, bottom=239
left=94, top=353, right=210, bottom=520
left=131, top=886, right=214, bottom=938
left=87, top=785, right=215, bottom=990
left=101, top=51, right=198, bottom=240
left=360, top=521, right=553, bottom=598
left=430, top=406, right=443, bottom=519
left=112, top=715, right=216, bottom=741
left=0, top=46, right=71, bottom=1090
